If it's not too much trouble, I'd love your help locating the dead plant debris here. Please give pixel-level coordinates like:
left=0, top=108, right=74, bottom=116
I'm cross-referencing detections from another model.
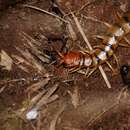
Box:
left=0, top=0, right=130, bottom=130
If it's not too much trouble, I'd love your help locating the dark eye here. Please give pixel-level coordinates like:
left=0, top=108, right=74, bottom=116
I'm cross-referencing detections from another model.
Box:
left=120, top=65, right=129, bottom=75
left=120, top=65, right=130, bottom=86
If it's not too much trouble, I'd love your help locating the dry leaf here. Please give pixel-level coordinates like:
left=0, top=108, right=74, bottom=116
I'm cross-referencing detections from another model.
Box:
left=0, top=50, right=13, bottom=71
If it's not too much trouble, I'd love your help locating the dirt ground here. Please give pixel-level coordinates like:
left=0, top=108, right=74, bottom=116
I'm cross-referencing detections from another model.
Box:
left=0, top=0, right=130, bottom=130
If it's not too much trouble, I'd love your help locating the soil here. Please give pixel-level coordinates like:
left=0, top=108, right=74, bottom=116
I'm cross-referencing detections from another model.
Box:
left=0, top=0, right=130, bottom=130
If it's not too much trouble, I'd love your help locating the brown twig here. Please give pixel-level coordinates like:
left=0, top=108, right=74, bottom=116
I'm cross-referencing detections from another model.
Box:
left=71, top=12, right=111, bottom=88
left=68, top=86, right=80, bottom=109
left=86, top=102, right=118, bottom=127
left=82, top=14, right=112, bottom=28
left=23, top=5, right=69, bottom=23
left=36, top=111, right=42, bottom=130
left=0, top=86, right=6, bottom=94
left=49, top=104, right=65, bottom=130
left=35, top=83, right=59, bottom=110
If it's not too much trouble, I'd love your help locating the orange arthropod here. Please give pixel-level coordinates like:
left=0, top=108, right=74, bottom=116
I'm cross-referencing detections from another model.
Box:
left=61, top=51, right=92, bottom=68
left=60, top=12, right=130, bottom=70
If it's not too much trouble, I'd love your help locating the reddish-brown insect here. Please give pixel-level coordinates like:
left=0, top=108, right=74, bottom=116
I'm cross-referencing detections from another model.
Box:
left=61, top=51, right=92, bottom=68
left=59, top=12, right=130, bottom=70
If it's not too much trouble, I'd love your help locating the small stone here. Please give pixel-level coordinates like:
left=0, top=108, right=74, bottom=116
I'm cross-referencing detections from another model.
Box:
left=26, top=108, right=38, bottom=120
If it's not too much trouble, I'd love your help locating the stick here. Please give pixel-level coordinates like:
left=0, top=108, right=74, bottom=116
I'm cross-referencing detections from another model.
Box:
left=82, top=15, right=112, bottom=28
left=23, top=5, right=69, bottom=23
left=71, top=12, right=111, bottom=88
left=49, top=104, right=65, bottom=130
left=86, top=102, right=118, bottom=127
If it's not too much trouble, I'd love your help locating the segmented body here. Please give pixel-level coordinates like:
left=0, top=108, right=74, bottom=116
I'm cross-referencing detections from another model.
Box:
left=62, top=12, right=130, bottom=68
